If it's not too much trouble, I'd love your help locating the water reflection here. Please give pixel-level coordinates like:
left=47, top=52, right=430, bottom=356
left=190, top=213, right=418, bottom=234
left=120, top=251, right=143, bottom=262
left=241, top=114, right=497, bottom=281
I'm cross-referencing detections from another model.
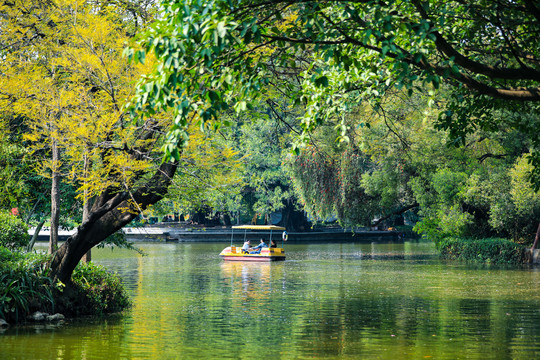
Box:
left=2, top=241, right=539, bottom=359
left=220, top=261, right=273, bottom=296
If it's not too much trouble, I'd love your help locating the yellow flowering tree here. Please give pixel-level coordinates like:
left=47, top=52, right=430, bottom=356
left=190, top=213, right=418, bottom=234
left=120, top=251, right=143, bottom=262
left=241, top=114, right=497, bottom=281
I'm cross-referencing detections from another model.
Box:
left=0, top=0, right=175, bottom=283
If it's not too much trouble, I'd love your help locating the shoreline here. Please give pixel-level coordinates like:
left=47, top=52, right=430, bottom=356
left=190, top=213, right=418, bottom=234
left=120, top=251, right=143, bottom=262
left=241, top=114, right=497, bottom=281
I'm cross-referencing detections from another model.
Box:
left=29, top=224, right=408, bottom=243
left=124, top=224, right=405, bottom=242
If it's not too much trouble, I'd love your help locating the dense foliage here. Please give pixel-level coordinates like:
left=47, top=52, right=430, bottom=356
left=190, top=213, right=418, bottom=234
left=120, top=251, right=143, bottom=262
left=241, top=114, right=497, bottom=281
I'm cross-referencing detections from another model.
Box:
left=160, top=124, right=245, bottom=221
left=234, top=117, right=294, bottom=217
left=130, top=0, right=540, bottom=188
left=290, top=146, right=377, bottom=225
left=0, top=0, right=182, bottom=283
left=0, top=0, right=161, bottom=202
left=287, top=89, right=539, bottom=243
left=0, top=246, right=130, bottom=324
left=124, top=0, right=539, bottom=241
left=0, top=212, right=29, bottom=250
left=0, top=247, right=53, bottom=323
left=439, top=237, right=530, bottom=264
left=0, top=118, right=30, bottom=211
left=67, top=262, right=131, bottom=316
left=154, top=107, right=308, bottom=229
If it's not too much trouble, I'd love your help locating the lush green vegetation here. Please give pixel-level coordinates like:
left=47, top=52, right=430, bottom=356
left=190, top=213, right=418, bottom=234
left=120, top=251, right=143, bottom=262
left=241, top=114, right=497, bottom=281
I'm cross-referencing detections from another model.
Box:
left=0, top=0, right=183, bottom=283
left=439, top=237, right=530, bottom=265
left=286, top=90, right=540, bottom=246
left=0, top=246, right=130, bottom=324
left=0, top=246, right=53, bottom=323
left=128, top=0, right=539, bottom=246
left=130, top=0, right=540, bottom=188
left=0, top=212, right=29, bottom=250
left=61, top=262, right=131, bottom=317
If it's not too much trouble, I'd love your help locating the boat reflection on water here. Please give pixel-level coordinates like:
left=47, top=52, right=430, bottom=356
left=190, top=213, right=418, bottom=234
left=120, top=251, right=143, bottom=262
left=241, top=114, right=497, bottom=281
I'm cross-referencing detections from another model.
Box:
left=220, top=261, right=284, bottom=300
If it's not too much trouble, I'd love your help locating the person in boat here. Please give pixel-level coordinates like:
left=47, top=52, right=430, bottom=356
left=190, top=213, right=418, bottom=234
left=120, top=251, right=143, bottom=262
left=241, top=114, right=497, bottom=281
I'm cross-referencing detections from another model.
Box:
left=270, top=239, right=277, bottom=248
left=242, top=240, right=251, bottom=254
left=250, top=238, right=267, bottom=254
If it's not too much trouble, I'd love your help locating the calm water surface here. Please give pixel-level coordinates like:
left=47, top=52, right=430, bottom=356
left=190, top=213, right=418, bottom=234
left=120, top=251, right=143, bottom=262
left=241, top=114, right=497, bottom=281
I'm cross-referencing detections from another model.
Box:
left=1, top=241, right=539, bottom=359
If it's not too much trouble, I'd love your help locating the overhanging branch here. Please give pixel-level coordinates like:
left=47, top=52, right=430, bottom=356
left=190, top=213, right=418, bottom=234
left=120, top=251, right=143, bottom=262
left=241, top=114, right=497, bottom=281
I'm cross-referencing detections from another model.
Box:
left=372, top=203, right=419, bottom=227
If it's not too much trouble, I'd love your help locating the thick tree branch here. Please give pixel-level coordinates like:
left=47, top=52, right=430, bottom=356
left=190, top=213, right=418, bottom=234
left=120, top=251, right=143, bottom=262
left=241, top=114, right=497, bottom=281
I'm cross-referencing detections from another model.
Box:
left=257, top=1, right=540, bottom=101
left=478, top=153, right=507, bottom=163
left=372, top=203, right=419, bottom=227
left=50, top=160, right=178, bottom=284
left=411, top=0, right=540, bottom=82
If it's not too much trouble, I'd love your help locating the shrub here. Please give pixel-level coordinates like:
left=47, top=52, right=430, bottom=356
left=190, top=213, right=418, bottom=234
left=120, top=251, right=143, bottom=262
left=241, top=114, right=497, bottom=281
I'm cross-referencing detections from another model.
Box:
left=0, top=212, right=29, bottom=250
left=439, top=237, right=530, bottom=264
left=0, top=247, right=130, bottom=324
left=68, top=262, right=131, bottom=316
left=0, top=247, right=54, bottom=323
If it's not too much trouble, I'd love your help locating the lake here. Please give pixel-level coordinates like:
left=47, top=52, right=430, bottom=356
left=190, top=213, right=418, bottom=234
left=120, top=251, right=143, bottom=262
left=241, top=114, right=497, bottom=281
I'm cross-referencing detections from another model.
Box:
left=1, top=241, right=539, bottom=359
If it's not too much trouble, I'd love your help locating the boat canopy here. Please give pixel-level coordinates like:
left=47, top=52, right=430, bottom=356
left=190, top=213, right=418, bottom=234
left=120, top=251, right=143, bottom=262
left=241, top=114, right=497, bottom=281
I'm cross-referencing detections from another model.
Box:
left=232, top=225, right=286, bottom=231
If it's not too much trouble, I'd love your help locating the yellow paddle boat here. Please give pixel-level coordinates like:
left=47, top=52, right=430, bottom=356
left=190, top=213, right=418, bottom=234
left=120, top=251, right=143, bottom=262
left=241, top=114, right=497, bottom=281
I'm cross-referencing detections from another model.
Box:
left=219, top=225, right=287, bottom=261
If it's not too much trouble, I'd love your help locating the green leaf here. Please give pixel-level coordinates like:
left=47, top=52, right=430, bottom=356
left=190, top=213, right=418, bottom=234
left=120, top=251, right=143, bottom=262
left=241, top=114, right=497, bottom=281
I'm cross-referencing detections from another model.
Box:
left=314, top=75, right=329, bottom=87
left=217, top=21, right=227, bottom=38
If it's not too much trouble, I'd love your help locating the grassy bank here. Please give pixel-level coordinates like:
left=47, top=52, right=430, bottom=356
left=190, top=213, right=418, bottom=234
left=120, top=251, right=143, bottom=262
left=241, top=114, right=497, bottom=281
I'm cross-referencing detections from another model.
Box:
left=438, top=237, right=531, bottom=264
left=0, top=246, right=130, bottom=325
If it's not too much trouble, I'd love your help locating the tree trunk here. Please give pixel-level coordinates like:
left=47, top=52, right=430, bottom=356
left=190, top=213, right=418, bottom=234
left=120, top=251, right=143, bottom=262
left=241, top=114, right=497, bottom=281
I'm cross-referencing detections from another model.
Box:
left=531, top=222, right=540, bottom=252
left=49, top=161, right=177, bottom=285
left=27, top=217, right=46, bottom=252
left=81, top=154, right=92, bottom=264
left=280, top=200, right=310, bottom=232
left=49, top=138, right=60, bottom=254
left=80, top=195, right=92, bottom=263
left=222, top=212, right=232, bottom=226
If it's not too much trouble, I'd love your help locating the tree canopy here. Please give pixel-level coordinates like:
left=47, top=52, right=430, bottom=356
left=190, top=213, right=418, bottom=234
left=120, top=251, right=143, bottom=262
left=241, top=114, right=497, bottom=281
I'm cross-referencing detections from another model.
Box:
left=130, top=0, right=540, bottom=187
